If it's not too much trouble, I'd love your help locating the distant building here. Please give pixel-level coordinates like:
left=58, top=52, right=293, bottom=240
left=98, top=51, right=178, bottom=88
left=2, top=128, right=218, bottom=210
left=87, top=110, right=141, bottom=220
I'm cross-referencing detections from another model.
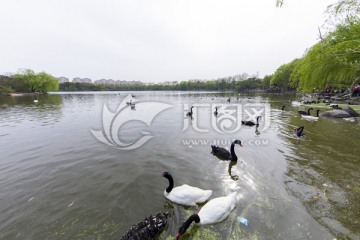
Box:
left=94, top=79, right=115, bottom=84
left=57, top=76, right=69, bottom=83
left=72, top=77, right=92, bottom=83
left=94, top=79, right=143, bottom=85
left=163, top=81, right=178, bottom=86
left=82, top=78, right=92, bottom=83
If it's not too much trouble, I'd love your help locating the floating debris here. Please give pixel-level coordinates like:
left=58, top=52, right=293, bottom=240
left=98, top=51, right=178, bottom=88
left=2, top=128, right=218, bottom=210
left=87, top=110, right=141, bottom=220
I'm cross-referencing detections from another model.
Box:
left=67, top=201, right=75, bottom=207
left=237, top=216, right=248, bottom=226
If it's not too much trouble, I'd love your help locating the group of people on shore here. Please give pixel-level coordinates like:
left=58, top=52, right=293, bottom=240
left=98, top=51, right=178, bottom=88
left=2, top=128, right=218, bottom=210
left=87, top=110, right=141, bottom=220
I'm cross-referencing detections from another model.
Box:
left=316, top=84, right=360, bottom=98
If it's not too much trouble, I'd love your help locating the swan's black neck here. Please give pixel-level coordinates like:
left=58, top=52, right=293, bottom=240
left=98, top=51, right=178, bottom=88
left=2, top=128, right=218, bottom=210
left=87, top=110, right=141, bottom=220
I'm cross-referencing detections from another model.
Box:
left=307, top=108, right=312, bottom=114
left=230, top=142, right=238, bottom=161
left=282, top=106, right=286, bottom=110
left=178, top=214, right=200, bottom=235
left=190, top=106, right=193, bottom=113
left=164, top=174, right=174, bottom=193
left=316, top=110, right=320, bottom=117
left=296, top=126, right=304, bottom=137
left=256, top=116, right=261, bottom=125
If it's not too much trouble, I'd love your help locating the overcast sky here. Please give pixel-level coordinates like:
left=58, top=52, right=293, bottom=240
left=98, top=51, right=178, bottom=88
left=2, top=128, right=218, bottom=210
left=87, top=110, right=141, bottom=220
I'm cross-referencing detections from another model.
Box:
left=0, top=0, right=337, bottom=83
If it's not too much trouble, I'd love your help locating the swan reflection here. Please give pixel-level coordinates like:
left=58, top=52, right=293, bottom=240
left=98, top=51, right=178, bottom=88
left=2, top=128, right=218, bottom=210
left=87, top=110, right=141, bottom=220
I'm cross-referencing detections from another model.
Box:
left=228, top=161, right=239, bottom=181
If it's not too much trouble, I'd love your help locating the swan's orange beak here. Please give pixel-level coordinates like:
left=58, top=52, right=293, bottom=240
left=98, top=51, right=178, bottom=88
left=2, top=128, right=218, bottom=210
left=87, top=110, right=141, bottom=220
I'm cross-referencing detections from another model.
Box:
left=175, top=233, right=181, bottom=239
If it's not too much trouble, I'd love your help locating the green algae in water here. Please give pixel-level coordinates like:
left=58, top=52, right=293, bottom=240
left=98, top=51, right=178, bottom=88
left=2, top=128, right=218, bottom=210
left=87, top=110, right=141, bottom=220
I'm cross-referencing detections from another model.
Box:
left=45, top=218, right=119, bottom=240
left=179, top=225, right=222, bottom=240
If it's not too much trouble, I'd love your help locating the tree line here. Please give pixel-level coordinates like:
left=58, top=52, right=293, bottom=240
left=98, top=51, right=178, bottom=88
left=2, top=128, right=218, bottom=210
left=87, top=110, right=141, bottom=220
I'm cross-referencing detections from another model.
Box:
left=58, top=77, right=261, bottom=92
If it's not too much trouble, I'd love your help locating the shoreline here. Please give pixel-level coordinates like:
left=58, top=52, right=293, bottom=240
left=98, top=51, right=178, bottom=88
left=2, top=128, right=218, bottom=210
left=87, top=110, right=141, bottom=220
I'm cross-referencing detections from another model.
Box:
left=1, top=92, right=42, bottom=97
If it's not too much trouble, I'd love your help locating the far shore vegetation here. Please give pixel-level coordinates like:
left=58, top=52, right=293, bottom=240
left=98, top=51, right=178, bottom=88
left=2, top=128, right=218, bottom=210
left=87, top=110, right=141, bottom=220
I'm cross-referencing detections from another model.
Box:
left=1, top=1, right=359, bottom=95
left=0, top=69, right=59, bottom=94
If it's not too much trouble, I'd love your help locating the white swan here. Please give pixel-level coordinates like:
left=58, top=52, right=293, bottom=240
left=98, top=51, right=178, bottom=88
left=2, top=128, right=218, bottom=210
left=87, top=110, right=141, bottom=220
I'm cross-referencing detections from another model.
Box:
left=291, top=100, right=303, bottom=106
left=162, top=172, right=212, bottom=206
left=175, top=192, right=237, bottom=239
left=301, top=109, right=320, bottom=121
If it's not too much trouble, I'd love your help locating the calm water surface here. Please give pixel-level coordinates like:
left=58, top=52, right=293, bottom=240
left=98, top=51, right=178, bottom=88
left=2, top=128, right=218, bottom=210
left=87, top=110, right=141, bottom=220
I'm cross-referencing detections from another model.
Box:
left=0, top=91, right=359, bottom=240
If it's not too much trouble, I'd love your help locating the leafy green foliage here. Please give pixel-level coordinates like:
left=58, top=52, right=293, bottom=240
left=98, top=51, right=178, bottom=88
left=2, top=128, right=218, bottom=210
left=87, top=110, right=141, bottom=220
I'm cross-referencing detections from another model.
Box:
left=261, top=75, right=272, bottom=89
left=0, top=75, right=14, bottom=93
left=276, top=0, right=284, bottom=8
left=325, top=0, right=360, bottom=28
left=291, top=21, right=360, bottom=92
left=274, top=0, right=359, bottom=92
left=11, top=69, right=59, bottom=93
left=234, top=78, right=262, bottom=91
left=270, top=59, right=300, bottom=89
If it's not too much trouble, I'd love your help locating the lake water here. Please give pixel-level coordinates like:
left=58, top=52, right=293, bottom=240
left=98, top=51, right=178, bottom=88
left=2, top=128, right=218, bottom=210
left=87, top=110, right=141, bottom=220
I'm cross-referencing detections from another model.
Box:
left=0, top=91, right=359, bottom=240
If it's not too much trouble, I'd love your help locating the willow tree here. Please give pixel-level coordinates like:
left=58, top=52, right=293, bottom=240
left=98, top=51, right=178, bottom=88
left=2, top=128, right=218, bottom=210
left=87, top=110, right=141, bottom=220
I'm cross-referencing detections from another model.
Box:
left=270, top=59, right=300, bottom=90
left=13, top=69, right=59, bottom=93
left=275, top=0, right=360, bottom=92
left=291, top=21, right=360, bottom=92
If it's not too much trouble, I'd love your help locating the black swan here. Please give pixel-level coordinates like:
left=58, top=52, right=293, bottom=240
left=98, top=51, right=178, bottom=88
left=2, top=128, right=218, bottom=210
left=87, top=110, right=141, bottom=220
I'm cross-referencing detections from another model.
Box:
left=294, top=126, right=304, bottom=137
left=298, top=108, right=313, bottom=115
left=255, top=126, right=260, bottom=136
left=186, top=106, right=194, bottom=117
left=162, top=172, right=212, bottom=206
left=211, top=139, right=242, bottom=161
left=175, top=192, right=237, bottom=239
left=126, top=100, right=135, bottom=106
left=214, top=106, right=218, bottom=116
left=241, top=116, right=261, bottom=126
left=120, top=212, right=169, bottom=240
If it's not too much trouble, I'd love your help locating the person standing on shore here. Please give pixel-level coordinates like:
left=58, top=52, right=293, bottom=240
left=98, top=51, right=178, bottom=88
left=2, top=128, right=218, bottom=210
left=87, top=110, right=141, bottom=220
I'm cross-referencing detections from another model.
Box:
left=352, top=85, right=360, bottom=97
